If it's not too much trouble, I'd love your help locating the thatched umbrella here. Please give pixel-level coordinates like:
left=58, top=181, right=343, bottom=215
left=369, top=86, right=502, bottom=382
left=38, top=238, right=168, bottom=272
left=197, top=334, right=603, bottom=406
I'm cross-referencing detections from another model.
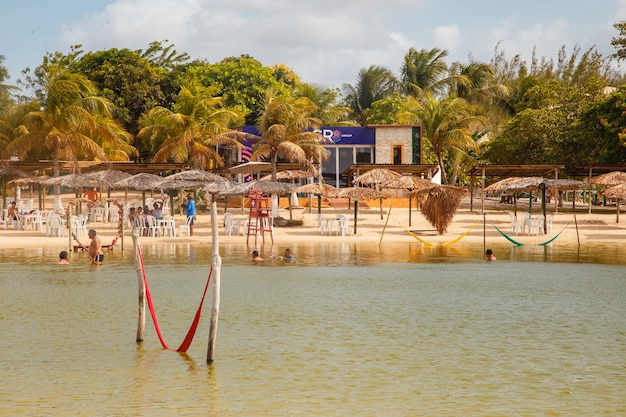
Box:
left=115, top=173, right=164, bottom=191
left=353, top=169, right=402, bottom=220
left=294, top=182, right=339, bottom=214
left=591, top=171, right=626, bottom=222
left=334, top=186, right=388, bottom=235
left=0, top=167, right=31, bottom=208
left=600, top=183, right=626, bottom=223
left=353, top=168, right=402, bottom=185
left=231, top=180, right=296, bottom=195
left=412, top=185, right=467, bottom=234
left=382, top=176, right=436, bottom=226
left=259, top=169, right=318, bottom=181
left=84, top=169, right=132, bottom=189
left=164, top=169, right=225, bottom=182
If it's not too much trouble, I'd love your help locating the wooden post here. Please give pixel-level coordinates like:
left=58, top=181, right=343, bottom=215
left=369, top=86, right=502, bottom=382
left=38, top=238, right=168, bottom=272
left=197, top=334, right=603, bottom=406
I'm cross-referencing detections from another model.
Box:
left=207, top=200, right=222, bottom=363
left=408, top=196, right=412, bottom=227
left=68, top=203, right=72, bottom=252
left=132, top=230, right=146, bottom=342
left=121, top=202, right=125, bottom=252
left=353, top=199, right=358, bottom=235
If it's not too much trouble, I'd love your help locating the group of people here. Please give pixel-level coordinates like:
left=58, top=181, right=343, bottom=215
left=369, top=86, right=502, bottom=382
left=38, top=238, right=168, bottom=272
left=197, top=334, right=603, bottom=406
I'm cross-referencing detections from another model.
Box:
left=57, top=228, right=104, bottom=265
left=252, top=248, right=294, bottom=262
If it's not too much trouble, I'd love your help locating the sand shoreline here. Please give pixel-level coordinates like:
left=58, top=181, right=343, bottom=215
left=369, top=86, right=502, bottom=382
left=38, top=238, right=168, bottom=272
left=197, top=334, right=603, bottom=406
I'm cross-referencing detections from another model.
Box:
left=1, top=196, right=625, bottom=252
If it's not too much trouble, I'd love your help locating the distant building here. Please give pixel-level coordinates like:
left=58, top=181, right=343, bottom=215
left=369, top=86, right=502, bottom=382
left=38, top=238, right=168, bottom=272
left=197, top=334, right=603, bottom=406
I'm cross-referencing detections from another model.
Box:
left=236, top=125, right=424, bottom=187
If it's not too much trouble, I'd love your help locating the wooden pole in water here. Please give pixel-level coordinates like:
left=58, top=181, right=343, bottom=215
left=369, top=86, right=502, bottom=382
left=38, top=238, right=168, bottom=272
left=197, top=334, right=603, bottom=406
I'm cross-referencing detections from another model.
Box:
left=121, top=202, right=125, bottom=252
left=132, top=229, right=146, bottom=342
left=207, top=200, right=222, bottom=363
left=573, top=199, right=580, bottom=247
left=379, top=204, right=392, bottom=246
left=68, top=203, right=72, bottom=252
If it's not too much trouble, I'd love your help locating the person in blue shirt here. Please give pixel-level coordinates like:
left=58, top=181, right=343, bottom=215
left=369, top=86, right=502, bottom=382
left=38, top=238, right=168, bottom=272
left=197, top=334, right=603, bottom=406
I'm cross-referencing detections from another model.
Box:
left=185, top=193, right=196, bottom=236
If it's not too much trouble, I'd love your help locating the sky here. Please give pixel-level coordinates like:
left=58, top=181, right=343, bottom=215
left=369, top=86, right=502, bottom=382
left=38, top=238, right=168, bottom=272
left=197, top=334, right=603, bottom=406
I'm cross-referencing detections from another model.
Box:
left=2, top=0, right=626, bottom=89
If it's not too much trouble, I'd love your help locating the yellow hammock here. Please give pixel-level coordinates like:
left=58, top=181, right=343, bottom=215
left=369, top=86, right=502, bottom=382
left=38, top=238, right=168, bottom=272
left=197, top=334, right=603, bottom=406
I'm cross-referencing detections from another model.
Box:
left=401, top=224, right=477, bottom=247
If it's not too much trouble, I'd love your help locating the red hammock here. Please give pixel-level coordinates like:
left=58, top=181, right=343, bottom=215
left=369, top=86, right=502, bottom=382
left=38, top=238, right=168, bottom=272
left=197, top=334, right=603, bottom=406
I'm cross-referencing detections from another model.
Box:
left=137, top=245, right=212, bottom=352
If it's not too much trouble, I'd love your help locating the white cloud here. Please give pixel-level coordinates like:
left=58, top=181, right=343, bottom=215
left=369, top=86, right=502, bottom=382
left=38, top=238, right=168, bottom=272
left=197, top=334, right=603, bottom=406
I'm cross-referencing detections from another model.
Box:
left=432, top=24, right=461, bottom=52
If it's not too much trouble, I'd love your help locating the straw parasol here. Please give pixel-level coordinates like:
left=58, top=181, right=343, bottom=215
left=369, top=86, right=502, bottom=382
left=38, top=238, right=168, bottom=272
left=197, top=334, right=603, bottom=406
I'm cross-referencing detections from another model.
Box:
left=590, top=171, right=626, bottom=186
left=295, top=182, right=338, bottom=196
left=334, top=186, right=389, bottom=235
left=353, top=168, right=402, bottom=186
left=413, top=185, right=467, bottom=234
left=42, top=173, right=99, bottom=188
left=590, top=171, right=626, bottom=223
left=230, top=180, right=297, bottom=195
left=163, top=169, right=225, bottom=182
left=294, top=182, right=339, bottom=214
left=601, top=183, right=626, bottom=199
left=259, top=169, right=319, bottom=181
left=84, top=169, right=132, bottom=188
left=0, top=167, right=31, bottom=208
left=600, top=183, right=626, bottom=223
left=114, top=173, right=164, bottom=191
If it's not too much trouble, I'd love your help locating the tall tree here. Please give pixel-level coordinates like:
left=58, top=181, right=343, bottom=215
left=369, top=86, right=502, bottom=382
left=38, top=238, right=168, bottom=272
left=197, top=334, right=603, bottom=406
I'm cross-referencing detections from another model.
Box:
left=2, top=65, right=135, bottom=209
left=186, top=55, right=289, bottom=125
left=293, top=83, right=354, bottom=126
left=233, top=91, right=329, bottom=180
left=398, top=94, right=484, bottom=184
left=0, top=55, right=17, bottom=115
left=343, top=65, right=398, bottom=125
left=137, top=80, right=245, bottom=169
left=401, top=47, right=461, bottom=99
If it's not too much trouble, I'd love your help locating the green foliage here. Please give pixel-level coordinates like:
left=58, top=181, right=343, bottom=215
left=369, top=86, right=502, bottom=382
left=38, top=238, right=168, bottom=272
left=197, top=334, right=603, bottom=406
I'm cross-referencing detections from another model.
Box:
left=343, top=65, right=399, bottom=125
left=72, top=48, right=166, bottom=133
left=185, top=56, right=288, bottom=125
left=362, top=94, right=403, bottom=124
left=565, top=86, right=626, bottom=166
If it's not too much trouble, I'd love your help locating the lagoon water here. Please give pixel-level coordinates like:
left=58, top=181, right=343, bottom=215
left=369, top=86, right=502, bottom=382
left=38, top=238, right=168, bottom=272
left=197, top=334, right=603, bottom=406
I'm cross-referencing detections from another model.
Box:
left=1, top=241, right=625, bottom=416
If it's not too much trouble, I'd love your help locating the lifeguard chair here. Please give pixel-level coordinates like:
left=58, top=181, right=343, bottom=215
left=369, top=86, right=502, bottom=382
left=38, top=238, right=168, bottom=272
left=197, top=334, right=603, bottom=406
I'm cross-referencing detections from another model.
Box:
left=246, top=189, right=274, bottom=245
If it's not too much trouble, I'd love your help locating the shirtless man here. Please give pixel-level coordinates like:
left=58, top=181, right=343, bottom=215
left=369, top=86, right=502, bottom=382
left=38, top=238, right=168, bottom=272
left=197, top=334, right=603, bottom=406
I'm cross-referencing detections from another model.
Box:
left=87, top=229, right=104, bottom=265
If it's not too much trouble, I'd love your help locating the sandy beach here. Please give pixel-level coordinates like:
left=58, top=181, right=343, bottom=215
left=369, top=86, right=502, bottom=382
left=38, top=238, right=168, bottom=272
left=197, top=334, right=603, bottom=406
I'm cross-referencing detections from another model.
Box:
left=2, top=194, right=625, bottom=251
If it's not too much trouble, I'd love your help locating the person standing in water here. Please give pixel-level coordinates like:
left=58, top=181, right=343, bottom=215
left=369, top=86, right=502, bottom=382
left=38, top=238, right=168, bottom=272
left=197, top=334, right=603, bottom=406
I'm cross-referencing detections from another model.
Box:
left=485, top=248, right=496, bottom=261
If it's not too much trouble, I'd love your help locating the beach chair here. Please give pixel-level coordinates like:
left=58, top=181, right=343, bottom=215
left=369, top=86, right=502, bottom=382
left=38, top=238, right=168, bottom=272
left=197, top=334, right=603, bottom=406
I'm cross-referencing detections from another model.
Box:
left=509, top=214, right=521, bottom=235
left=224, top=212, right=238, bottom=236
left=179, top=216, right=193, bottom=237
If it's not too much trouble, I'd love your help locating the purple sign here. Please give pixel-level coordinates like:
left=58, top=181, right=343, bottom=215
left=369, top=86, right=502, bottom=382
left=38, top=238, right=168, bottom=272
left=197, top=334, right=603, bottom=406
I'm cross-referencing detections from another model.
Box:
left=241, top=126, right=375, bottom=145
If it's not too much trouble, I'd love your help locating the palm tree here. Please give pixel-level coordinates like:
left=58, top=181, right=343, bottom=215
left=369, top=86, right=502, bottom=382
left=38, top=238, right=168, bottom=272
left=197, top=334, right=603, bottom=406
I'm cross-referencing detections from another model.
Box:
left=343, top=65, right=399, bottom=125
left=398, top=93, right=484, bottom=184
left=2, top=65, right=135, bottom=209
left=293, top=83, right=354, bottom=126
left=137, top=81, right=246, bottom=169
left=401, top=47, right=458, bottom=99
left=241, top=91, right=329, bottom=180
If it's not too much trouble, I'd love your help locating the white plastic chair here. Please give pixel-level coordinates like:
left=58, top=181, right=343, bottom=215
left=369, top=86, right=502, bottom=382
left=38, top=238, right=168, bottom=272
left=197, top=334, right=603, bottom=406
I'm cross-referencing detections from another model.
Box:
left=160, top=215, right=176, bottom=237
left=337, top=215, right=350, bottom=236
left=545, top=214, right=555, bottom=234
left=145, top=215, right=161, bottom=237
left=179, top=216, right=193, bottom=237
left=224, top=213, right=238, bottom=236
left=509, top=214, right=521, bottom=235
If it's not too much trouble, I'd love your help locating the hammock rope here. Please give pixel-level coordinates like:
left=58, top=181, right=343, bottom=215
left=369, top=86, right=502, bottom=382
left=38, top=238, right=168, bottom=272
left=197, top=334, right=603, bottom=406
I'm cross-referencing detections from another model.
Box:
left=137, top=245, right=213, bottom=352
left=492, top=223, right=569, bottom=246
left=401, top=224, right=476, bottom=246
